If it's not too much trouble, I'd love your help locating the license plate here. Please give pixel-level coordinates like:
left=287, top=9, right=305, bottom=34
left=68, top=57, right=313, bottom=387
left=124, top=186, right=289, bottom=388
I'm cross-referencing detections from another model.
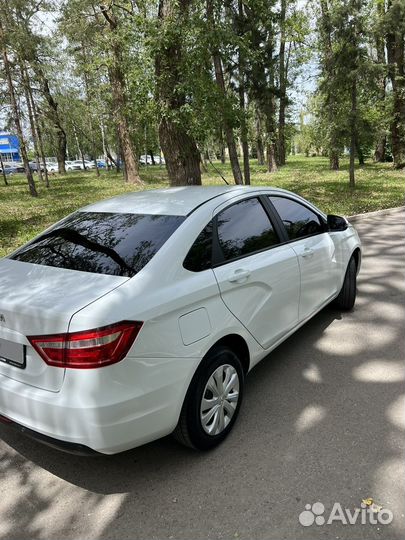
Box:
left=0, top=338, right=26, bottom=369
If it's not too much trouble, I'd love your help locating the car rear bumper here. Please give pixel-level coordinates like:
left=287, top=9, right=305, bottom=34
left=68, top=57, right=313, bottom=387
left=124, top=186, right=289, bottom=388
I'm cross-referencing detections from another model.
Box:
left=0, top=356, right=200, bottom=454
left=0, top=415, right=98, bottom=455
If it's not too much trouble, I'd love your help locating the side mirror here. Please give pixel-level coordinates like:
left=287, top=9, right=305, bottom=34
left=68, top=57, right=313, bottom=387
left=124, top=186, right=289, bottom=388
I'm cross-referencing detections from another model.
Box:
left=327, top=214, right=349, bottom=232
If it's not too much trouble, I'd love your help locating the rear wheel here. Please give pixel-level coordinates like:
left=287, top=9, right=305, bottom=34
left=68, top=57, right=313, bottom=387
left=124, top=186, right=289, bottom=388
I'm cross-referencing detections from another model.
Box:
left=334, top=256, right=357, bottom=310
left=174, top=346, right=244, bottom=450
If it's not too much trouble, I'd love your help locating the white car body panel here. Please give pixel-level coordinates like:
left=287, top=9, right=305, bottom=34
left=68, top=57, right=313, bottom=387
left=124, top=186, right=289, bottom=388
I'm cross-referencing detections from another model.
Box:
left=212, top=244, right=300, bottom=349
left=0, top=186, right=361, bottom=453
left=0, top=259, right=127, bottom=391
left=290, top=233, right=339, bottom=320
left=45, top=163, right=58, bottom=173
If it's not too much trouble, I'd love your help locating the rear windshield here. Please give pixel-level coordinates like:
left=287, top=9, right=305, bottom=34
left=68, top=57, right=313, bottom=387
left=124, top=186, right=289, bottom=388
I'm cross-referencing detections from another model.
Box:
left=10, top=212, right=185, bottom=277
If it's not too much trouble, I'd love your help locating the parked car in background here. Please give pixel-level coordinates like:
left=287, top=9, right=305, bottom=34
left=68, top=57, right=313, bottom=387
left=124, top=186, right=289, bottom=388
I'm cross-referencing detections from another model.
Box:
left=139, top=154, right=165, bottom=165
left=70, top=160, right=84, bottom=170
left=96, top=160, right=106, bottom=168
left=70, top=160, right=95, bottom=170
left=29, top=161, right=39, bottom=172
left=3, top=162, right=25, bottom=173
left=0, top=186, right=361, bottom=455
left=0, top=165, right=17, bottom=175
left=139, top=154, right=153, bottom=165
left=66, top=161, right=75, bottom=171
left=45, top=162, right=58, bottom=173
left=153, top=155, right=165, bottom=165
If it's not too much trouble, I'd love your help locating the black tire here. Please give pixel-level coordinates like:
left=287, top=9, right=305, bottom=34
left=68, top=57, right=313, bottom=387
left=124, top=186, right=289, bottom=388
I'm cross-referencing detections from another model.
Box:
left=173, top=346, right=244, bottom=450
left=334, top=256, right=357, bottom=310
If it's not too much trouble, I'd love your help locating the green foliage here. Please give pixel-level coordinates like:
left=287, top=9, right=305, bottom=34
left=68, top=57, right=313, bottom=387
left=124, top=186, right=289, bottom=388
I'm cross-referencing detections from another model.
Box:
left=1, top=0, right=403, bottom=189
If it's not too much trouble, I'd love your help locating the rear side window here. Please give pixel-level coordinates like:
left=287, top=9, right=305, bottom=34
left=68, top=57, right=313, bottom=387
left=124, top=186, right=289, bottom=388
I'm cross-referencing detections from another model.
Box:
left=216, top=198, right=279, bottom=261
left=269, top=196, right=324, bottom=240
left=10, top=212, right=185, bottom=277
left=183, top=221, right=213, bottom=272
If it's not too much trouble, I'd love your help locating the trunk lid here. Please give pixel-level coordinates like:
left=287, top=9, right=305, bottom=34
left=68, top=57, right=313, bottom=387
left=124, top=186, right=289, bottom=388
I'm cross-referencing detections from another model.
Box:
left=0, top=259, right=127, bottom=392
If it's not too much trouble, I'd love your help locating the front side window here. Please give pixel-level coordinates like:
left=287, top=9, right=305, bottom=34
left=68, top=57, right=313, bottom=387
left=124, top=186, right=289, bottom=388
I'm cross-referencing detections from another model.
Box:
left=10, top=211, right=185, bottom=277
left=216, top=198, right=279, bottom=261
left=269, top=196, right=324, bottom=240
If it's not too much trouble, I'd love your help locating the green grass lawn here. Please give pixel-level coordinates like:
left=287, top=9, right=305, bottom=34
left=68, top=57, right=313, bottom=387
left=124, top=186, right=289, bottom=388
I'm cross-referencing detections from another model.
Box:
left=0, top=155, right=404, bottom=257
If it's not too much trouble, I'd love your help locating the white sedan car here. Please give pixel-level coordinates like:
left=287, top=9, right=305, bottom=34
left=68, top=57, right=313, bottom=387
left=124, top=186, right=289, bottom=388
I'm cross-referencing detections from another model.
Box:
left=0, top=187, right=361, bottom=454
left=69, top=160, right=95, bottom=170
left=45, top=162, right=58, bottom=173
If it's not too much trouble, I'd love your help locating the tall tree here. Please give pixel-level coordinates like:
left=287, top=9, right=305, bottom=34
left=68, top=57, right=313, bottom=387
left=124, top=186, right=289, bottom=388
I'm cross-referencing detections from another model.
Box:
left=0, top=16, right=37, bottom=196
left=11, top=1, right=68, bottom=175
left=155, top=0, right=202, bottom=186
left=255, top=109, right=265, bottom=165
left=318, top=0, right=341, bottom=170
left=20, top=61, right=46, bottom=186
left=244, top=0, right=280, bottom=172
left=278, top=0, right=287, bottom=166
left=99, top=3, right=142, bottom=184
left=386, top=0, right=405, bottom=168
left=373, top=0, right=387, bottom=162
left=347, top=0, right=363, bottom=188
left=207, top=0, right=244, bottom=184
left=32, top=67, right=67, bottom=174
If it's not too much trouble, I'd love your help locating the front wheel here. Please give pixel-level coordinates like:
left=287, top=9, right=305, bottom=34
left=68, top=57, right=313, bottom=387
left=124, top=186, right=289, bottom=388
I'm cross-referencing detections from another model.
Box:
left=334, top=256, right=357, bottom=310
left=173, top=346, right=244, bottom=450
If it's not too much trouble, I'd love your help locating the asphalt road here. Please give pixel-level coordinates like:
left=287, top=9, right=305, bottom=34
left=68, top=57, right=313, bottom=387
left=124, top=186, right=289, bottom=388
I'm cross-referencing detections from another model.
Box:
left=0, top=207, right=404, bottom=540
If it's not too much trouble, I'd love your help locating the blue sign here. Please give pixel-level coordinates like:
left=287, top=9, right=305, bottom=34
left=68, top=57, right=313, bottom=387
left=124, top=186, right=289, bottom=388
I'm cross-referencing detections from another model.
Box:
left=0, top=132, right=20, bottom=162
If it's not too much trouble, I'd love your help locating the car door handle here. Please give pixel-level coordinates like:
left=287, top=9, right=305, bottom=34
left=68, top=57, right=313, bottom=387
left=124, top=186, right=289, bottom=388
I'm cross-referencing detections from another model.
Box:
left=228, top=269, right=251, bottom=283
left=301, top=247, right=315, bottom=258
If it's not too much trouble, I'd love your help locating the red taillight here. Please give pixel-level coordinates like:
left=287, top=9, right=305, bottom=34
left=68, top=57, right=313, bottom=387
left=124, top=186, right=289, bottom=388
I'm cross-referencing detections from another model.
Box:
left=28, top=321, right=143, bottom=369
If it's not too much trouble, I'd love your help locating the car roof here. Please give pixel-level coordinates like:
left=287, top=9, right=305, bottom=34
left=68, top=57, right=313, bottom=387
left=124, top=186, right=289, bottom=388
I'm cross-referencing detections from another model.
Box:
left=80, top=186, right=303, bottom=216
left=80, top=186, right=251, bottom=216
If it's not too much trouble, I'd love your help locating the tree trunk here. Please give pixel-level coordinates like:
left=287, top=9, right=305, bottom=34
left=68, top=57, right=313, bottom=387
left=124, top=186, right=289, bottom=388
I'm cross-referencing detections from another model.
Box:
left=212, top=56, right=243, bottom=185
left=374, top=0, right=387, bottom=163
left=81, top=152, right=87, bottom=170
left=349, top=77, right=357, bottom=188
left=29, top=80, right=49, bottom=186
left=155, top=0, right=201, bottom=186
left=264, top=76, right=278, bottom=173
left=277, top=0, right=287, bottom=166
left=100, top=121, right=108, bottom=166
left=238, top=32, right=250, bottom=185
left=207, top=0, right=243, bottom=185
left=81, top=44, right=100, bottom=177
left=386, top=4, right=405, bottom=168
left=330, top=153, right=339, bottom=170
left=100, top=5, right=141, bottom=184
left=21, top=62, right=44, bottom=185
left=105, top=146, right=118, bottom=170
left=256, top=111, right=265, bottom=165
left=0, top=152, right=8, bottom=186
left=1, top=22, right=37, bottom=196
left=218, top=128, right=226, bottom=163
left=266, top=143, right=278, bottom=173
left=201, top=151, right=208, bottom=173
left=73, top=125, right=86, bottom=169
left=108, top=54, right=141, bottom=183
left=355, top=136, right=364, bottom=166
left=159, top=119, right=202, bottom=185
left=374, top=136, right=386, bottom=162
left=320, top=0, right=340, bottom=170
left=115, top=134, right=123, bottom=174
left=35, top=67, right=67, bottom=174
